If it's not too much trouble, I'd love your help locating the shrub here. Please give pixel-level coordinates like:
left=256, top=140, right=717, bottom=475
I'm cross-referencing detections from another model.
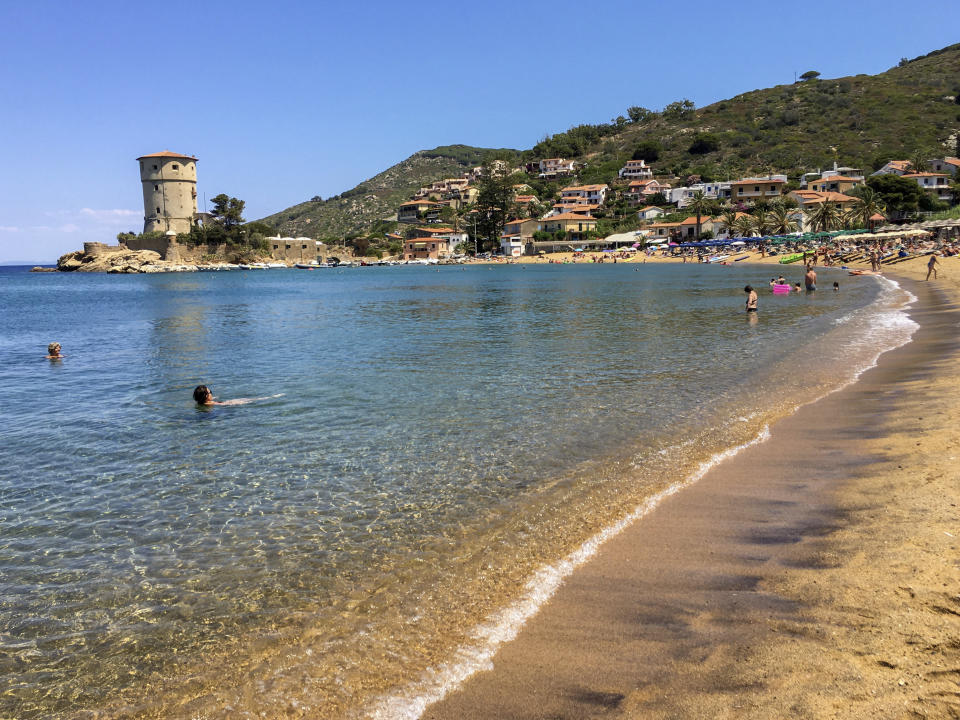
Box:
left=689, top=133, right=720, bottom=155
left=632, top=141, right=661, bottom=162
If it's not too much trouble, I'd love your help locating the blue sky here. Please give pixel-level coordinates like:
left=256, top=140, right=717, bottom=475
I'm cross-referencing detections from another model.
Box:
left=1, top=1, right=958, bottom=263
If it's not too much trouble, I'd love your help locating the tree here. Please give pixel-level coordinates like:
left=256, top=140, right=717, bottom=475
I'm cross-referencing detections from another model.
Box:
left=867, top=174, right=924, bottom=219
left=719, top=207, right=740, bottom=238
left=647, top=192, right=667, bottom=205
left=209, top=194, right=245, bottom=229
left=688, top=133, right=720, bottom=155
left=769, top=204, right=797, bottom=234
left=627, top=106, right=653, bottom=123
left=474, top=161, right=515, bottom=251
left=632, top=141, right=661, bottom=162
left=847, top=187, right=886, bottom=228
left=751, top=206, right=773, bottom=236
left=910, top=151, right=929, bottom=173
left=687, top=190, right=711, bottom=241
left=732, top=214, right=755, bottom=238
left=614, top=115, right=627, bottom=128
left=663, top=99, right=695, bottom=119
left=799, top=70, right=821, bottom=81
left=805, top=201, right=841, bottom=231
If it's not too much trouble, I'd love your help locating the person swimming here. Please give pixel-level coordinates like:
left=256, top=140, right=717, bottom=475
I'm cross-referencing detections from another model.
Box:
left=193, top=385, right=283, bottom=407
left=45, top=342, right=64, bottom=359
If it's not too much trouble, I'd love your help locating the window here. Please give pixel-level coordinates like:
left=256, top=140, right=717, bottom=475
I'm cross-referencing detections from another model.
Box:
left=302, top=244, right=307, bottom=249
left=153, top=165, right=158, bottom=171
left=273, top=244, right=279, bottom=250
left=154, top=185, right=159, bottom=191
left=172, top=164, right=179, bottom=170
left=156, top=207, right=161, bottom=214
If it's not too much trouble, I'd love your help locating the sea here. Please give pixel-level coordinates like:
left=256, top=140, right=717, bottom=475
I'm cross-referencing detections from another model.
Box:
left=0, top=262, right=916, bottom=719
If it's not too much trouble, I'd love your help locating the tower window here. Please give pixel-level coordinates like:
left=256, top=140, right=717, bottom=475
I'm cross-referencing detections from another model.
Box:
left=156, top=207, right=161, bottom=214
left=153, top=165, right=158, bottom=170
left=172, top=164, right=179, bottom=170
left=154, top=185, right=159, bottom=191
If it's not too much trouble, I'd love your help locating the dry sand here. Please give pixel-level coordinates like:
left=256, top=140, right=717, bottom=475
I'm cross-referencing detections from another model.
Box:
left=423, top=254, right=960, bottom=719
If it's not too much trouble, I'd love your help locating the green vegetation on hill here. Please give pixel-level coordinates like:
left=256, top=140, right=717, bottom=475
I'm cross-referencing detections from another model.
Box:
left=261, top=145, right=517, bottom=240
left=262, top=44, right=960, bottom=239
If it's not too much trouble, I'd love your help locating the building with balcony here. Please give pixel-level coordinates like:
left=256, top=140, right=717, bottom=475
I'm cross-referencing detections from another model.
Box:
left=560, top=183, right=608, bottom=206
left=901, top=173, right=954, bottom=203
left=538, top=158, right=576, bottom=178
left=729, top=176, right=786, bottom=201
left=618, top=159, right=653, bottom=179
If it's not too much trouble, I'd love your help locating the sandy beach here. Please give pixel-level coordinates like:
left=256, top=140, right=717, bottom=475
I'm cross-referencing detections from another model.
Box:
left=423, top=254, right=960, bottom=719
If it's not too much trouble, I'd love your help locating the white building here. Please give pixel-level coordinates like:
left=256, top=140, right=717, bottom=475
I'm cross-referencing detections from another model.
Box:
left=538, top=158, right=576, bottom=178
left=667, top=182, right=730, bottom=208
left=618, top=159, right=653, bottom=179
left=560, top=184, right=608, bottom=206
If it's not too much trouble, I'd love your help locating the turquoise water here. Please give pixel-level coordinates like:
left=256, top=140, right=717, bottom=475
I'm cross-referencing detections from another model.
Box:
left=0, top=264, right=912, bottom=718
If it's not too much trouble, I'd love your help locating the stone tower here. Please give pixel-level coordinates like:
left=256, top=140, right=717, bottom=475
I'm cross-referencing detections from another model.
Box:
left=137, top=151, right=198, bottom=234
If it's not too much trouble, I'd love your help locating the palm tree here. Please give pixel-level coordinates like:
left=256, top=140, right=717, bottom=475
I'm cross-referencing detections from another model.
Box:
left=805, top=201, right=841, bottom=232
left=719, top=207, right=739, bottom=238
left=687, top=190, right=711, bottom=241
left=911, top=151, right=929, bottom=174
left=769, top=204, right=798, bottom=234
left=751, top=207, right=772, bottom=237
left=849, top=187, right=886, bottom=229
left=732, top=214, right=755, bottom=238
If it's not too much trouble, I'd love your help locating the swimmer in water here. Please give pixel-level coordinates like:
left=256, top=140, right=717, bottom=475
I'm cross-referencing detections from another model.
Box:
left=744, top=285, right=758, bottom=313
left=45, top=342, right=64, bottom=359
left=193, top=385, right=283, bottom=407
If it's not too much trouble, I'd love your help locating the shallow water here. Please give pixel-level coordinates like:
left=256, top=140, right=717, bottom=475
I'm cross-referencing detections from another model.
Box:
left=0, top=263, right=914, bottom=718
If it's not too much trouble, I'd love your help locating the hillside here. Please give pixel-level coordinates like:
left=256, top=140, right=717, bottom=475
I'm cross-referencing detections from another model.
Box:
left=260, top=145, right=517, bottom=239
left=262, top=44, right=960, bottom=238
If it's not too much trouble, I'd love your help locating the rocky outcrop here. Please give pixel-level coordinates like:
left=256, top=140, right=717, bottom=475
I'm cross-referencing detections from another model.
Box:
left=57, top=248, right=165, bottom=273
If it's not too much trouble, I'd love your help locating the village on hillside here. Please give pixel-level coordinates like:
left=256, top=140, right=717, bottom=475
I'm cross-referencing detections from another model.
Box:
left=391, top=153, right=960, bottom=261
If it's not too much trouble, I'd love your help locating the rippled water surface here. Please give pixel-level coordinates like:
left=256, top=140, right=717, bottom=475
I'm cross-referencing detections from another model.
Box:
left=0, top=263, right=912, bottom=718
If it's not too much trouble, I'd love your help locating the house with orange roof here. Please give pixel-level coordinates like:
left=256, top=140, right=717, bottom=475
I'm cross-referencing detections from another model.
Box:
left=500, top=218, right=539, bottom=257
left=807, top=176, right=863, bottom=194
left=404, top=236, right=450, bottom=261
left=538, top=213, right=597, bottom=242
left=560, top=183, right=608, bottom=205
left=538, top=158, right=576, bottom=178
left=930, top=157, right=960, bottom=177
left=901, top=172, right=954, bottom=203
left=549, top=202, right=600, bottom=217
left=625, top=179, right=668, bottom=204
left=871, top=159, right=911, bottom=177
left=729, top=176, right=786, bottom=201
left=618, top=159, right=653, bottom=179
left=645, top=216, right=716, bottom=241
left=637, top=205, right=666, bottom=222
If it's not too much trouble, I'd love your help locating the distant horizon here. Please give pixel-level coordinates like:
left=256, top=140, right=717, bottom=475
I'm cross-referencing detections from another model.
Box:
left=1, top=1, right=959, bottom=263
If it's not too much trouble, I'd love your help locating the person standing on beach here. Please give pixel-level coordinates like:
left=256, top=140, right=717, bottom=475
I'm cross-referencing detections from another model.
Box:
left=805, top=265, right=817, bottom=291
left=744, top=285, right=758, bottom=313
left=927, top=253, right=940, bottom=281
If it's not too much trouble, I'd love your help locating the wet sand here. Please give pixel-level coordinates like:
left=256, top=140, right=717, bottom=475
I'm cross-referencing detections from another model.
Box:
left=424, top=260, right=960, bottom=719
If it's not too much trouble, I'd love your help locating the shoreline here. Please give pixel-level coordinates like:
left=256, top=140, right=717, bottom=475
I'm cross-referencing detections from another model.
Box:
left=419, top=262, right=960, bottom=719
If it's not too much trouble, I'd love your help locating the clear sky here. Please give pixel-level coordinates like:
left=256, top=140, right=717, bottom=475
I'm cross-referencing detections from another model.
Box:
left=1, top=1, right=958, bottom=263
